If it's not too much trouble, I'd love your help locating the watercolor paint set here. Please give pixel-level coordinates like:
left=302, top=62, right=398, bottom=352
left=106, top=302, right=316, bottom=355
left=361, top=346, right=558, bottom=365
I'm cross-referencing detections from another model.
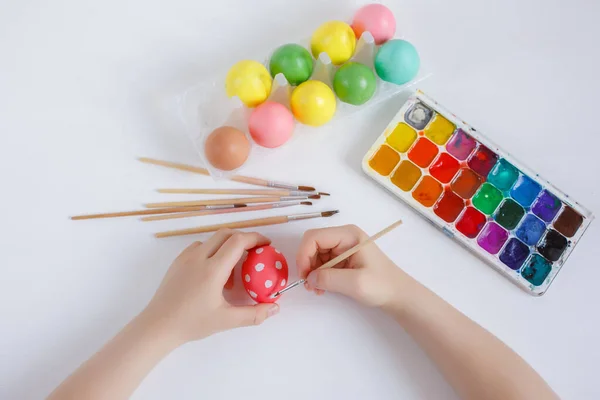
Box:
left=362, top=91, right=593, bottom=295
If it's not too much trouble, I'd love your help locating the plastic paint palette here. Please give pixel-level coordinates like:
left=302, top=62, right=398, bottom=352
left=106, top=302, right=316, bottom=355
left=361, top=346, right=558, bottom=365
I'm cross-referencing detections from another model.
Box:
left=362, top=91, right=593, bottom=295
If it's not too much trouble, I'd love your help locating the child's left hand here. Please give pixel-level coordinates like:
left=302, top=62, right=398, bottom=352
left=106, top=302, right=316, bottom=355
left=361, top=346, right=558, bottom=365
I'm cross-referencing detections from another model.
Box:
left=142, top=229, right=280, bottom=345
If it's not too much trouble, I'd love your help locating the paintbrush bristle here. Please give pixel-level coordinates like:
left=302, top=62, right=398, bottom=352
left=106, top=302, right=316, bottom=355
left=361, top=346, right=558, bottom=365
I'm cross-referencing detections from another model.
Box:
left=318, top=192, right=330, bottom=196
left=301, top=201, right=313, bottom=206
left=321, top=210, right=339, bottom=217
left=298, top=185, right=316, bottom=192
left=308, top=194, right=321, bottom=200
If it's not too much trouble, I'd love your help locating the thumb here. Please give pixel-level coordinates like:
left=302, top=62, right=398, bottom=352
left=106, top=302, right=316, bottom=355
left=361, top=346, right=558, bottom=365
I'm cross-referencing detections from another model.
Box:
left=306, top=268, right=359, bottom=297
left=225, top=303, right=280, bottom=329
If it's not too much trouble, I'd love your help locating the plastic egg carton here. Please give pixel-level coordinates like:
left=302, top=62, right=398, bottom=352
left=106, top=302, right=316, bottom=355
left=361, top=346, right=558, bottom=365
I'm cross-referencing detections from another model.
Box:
left=176, top=1, right=431, bottom=179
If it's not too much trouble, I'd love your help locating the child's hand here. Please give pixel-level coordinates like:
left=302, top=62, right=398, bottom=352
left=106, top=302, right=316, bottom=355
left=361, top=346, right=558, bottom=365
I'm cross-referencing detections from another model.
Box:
left=143, top=230, right=280, bottom=345
left=296, top=225, right=409, bottom=308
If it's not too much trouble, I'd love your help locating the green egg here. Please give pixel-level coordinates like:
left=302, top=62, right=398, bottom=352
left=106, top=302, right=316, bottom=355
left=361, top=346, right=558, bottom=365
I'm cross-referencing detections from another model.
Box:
left=333, top=62, right=377, bottom=105
left=374, top=39, right=420, bottom=85
left=269, top=44, right=314, bottom=86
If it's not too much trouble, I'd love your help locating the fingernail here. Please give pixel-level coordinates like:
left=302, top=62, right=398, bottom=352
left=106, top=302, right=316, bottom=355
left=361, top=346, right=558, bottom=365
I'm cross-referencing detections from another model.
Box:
left=267, top=304, right=279, bottom=318
left=307, top=272, right=317, bottom=288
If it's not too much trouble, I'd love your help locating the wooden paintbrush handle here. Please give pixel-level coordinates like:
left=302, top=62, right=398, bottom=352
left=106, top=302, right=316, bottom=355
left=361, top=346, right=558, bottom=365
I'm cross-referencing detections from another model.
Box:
left=155, top=215, right=289, bottom=238
left=138, top=157, right=314, bottom=191
left=229, top=175, right=269, bottom=187
left=142, top=209, right=214, bottom=222
left=139, top=157, right=268, bottom=187
left=145, top=196, right=282, bottom=208
left=142, top=204, right=273, bottom=222
left=138, top=157, right=210, bottom=176
left=157, top=189, right=291, bottom=196
left=71, top=205, right=206, bottom=220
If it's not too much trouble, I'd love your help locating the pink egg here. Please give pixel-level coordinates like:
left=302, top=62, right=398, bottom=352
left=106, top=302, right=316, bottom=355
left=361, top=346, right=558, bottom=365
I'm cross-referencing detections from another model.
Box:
left=248, top=101, right=294, bottom=148
left=242, top=245, right=289, bottom=303
left=352, top=4, right=396, bottom=45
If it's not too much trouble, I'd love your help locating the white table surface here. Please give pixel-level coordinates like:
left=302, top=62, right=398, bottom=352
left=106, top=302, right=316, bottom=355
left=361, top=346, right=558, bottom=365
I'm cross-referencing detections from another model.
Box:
left=2, top=0, right=599, bottom=399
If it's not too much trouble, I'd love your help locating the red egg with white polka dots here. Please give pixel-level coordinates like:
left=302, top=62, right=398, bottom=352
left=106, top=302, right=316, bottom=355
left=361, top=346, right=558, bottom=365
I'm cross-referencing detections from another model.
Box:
left=242, top=245, right=288, bottom=303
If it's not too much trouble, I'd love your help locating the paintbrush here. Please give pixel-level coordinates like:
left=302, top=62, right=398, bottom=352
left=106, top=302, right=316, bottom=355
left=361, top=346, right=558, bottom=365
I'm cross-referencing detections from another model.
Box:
left=271, top=219, right=403, bottom=298
left=70, top=204, right=244, bottom=220
left=157, top=188, right=330, bottom=196
left=141, top=200, right=312, bottom=222
left=155, top=210, right=339, bottom=238
left=145, top=194, right=320, bottom=209
left=139, top=157, right=316, bottom=192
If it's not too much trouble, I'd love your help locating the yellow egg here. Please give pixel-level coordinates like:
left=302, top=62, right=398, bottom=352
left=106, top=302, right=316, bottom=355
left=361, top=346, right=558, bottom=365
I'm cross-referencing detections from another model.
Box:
left=290, top=80, right=336, bottom=127
left=310, top=21, right=356, bottom=65
left=225, top=60, right=272, bottom=107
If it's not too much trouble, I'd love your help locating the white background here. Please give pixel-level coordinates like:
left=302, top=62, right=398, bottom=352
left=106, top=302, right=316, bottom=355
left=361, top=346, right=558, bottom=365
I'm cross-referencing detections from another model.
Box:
left=1, top=0, right=599, bottom=399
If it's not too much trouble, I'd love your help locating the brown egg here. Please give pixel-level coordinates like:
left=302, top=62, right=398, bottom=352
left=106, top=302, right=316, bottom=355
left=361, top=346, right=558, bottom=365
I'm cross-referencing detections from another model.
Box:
left=204, top=126, right=251, bottom=171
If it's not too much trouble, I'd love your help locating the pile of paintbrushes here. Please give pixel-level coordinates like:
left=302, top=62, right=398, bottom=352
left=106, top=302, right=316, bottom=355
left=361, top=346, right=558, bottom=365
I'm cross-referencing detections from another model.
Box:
left=71, top=158, right=339, bottom=238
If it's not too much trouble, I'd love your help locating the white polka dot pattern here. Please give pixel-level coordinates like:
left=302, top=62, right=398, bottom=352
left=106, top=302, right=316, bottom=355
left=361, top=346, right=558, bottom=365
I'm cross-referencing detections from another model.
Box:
left=241, top=245, right=289, bottom=304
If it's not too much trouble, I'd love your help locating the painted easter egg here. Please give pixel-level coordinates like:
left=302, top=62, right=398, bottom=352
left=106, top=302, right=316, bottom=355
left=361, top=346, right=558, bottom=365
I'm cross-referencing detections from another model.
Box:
left=269, top=44, right=314, bottom=86
left=204, top=126, right=250, bottom=171
left=225, top=60, right=272, bottom=107
left=333, top=62, right=376, bottom=105
left=290, top=80, right=336, bottom=126
left=374, top=39, right=420, bottom=85
left=242, top=245, right=289, bottom=303
left=310, top=21, right=356, bottom=65
left=249, top=101, right=295, bottom=148
left=351, top=3, right=396, bottom=45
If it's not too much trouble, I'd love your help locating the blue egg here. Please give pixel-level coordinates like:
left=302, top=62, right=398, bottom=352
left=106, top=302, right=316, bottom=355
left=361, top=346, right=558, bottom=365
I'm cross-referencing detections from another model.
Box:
left=374, top=39, right=420, bottom=85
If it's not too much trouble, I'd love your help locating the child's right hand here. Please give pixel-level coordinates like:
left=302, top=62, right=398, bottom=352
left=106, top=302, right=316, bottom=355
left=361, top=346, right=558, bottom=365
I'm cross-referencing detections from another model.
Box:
left=296, top=225, right=410, bottom=308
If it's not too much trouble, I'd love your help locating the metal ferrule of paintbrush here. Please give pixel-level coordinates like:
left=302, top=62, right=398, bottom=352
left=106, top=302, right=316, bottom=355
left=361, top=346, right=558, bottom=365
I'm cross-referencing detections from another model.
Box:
left=287, top=210, right=339, bottom=221
left=204, top=204, right=244, bottom=210
left=279, top=195, right=315, bottom=201
left=287, top=190, right=319, bottom=196
left=270, top=200, right=312, bottom=208
left=267, top=181, right=316, bottom=192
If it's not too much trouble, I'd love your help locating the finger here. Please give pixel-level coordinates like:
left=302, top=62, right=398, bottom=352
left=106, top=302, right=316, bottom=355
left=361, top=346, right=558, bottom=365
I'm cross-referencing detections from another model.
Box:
left=224, top=270, right=234, bottom=290
left=199, top=229, right=235, bottom=258
left=296, top=225, right=367, bottom=279
left=306, top=268, right=361, bottom=298
left=172, top=241, right=203, bottom=264
left=212, top=232, right=271, bottom=278
left=224, top=303, right=279, bottom=329
left=178, top=240, right=202, bottom=256
left=304, top=281, right=313, bottom=293
left=188, top=240, right=203, bottom=249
